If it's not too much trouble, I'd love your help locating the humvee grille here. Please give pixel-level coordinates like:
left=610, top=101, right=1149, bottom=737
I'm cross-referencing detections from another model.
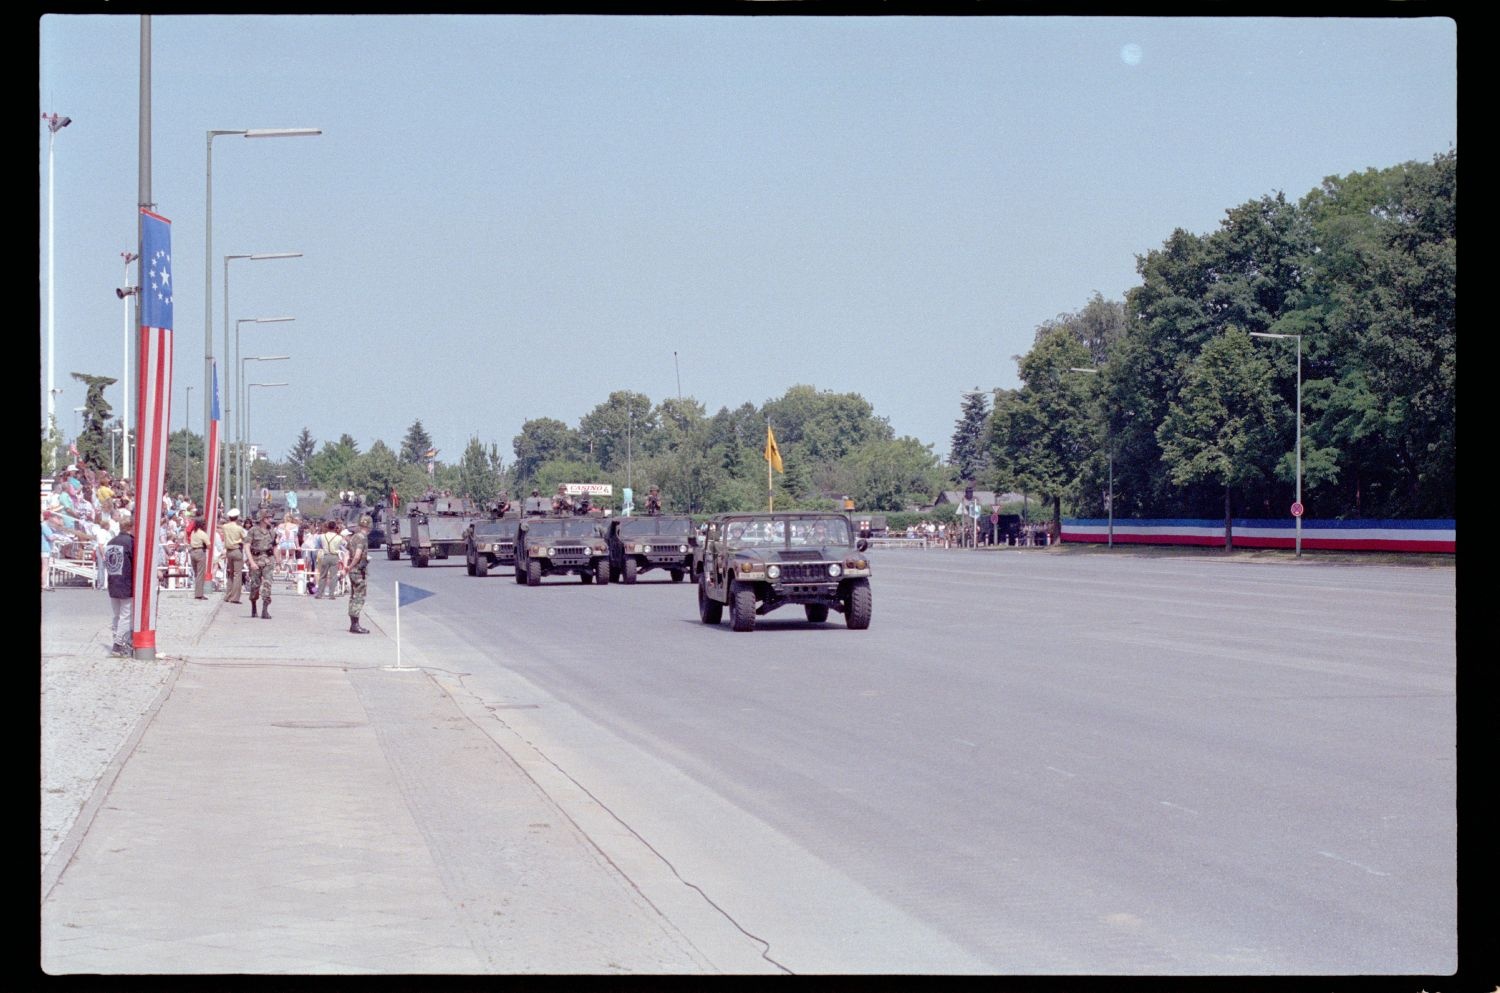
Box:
left=779, top=562, right=834, bottom=583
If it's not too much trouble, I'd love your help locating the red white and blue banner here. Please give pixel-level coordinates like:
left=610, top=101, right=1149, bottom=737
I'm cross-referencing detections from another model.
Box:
left=1060, top=518, right=1455, bottom=553
left=131, top=209, right=174, bottom=655
left=203, top=359, right=221, bottom=574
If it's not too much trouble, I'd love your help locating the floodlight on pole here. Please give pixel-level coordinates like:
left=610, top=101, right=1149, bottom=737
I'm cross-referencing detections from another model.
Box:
left=222, top=254, right=300, bottom=504
left=230, top=316, right=295, bottom=505
left=43, top=112, right=72, bottom=429
left=1249, top=331, right=1303, bottom=558
left=203, top=124, right=320, bottom=503
left=244, top=382, right=289, bottom=507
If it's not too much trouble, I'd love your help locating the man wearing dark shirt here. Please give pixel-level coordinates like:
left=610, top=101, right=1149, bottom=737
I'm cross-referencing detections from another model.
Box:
left=105, top=510, right=135, bottom=657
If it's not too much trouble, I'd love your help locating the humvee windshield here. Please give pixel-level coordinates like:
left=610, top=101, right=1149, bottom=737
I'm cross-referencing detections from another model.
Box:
left=472, top=520, right=509, bottom=536
left=722, top=516, right=851, bottom=548
left=521, top=519, right=606, bottom=539
left=618, top=517, right=693, bottom=538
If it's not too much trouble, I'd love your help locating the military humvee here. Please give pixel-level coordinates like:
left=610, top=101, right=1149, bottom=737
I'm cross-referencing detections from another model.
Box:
left=512, top=515, right=612, bottom=586
left=607, top=515, right=695, bottom=584
left=693, top=512, right=872, bottom=632
left=464, top=515, right=518, bottom=577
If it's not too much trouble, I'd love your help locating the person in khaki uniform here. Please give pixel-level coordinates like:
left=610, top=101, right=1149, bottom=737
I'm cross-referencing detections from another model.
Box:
left=189, top=517, right=211, bottom=599
left=317, top=520, right=344, bottom=599
left=346, top=515, right=371, bottom=634
left=221, top=509, right=247, bottom=603
left=245, top=510, right=277, bottom=618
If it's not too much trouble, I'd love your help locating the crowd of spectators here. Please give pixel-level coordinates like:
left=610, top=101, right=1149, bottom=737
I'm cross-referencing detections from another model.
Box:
left=42, top=464, right=373, bottom=598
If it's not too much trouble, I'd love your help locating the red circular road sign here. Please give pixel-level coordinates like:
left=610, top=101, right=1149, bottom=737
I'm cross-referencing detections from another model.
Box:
left=1291, top=501, right=1304, bottom=518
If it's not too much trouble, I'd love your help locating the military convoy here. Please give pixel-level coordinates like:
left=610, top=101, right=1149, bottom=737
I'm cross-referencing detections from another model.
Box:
left=692, top=512, right=873, bottom=632
left=364, top=484, right=876, bottom=633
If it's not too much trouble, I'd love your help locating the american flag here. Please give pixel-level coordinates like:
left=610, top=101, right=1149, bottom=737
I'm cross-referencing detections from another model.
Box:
left=130, top=209, right=174, bottom=656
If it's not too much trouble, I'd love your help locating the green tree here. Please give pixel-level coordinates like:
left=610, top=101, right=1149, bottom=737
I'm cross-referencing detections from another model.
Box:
left=307, top=435, right=362, bottom=491
left=578, top=391, right=656, bottom=470
left=845, top=437, right=945, bottom=512
left=456, top=436, right=503, bottom=504
left=512, top=418, right=579, bottom=484
left=399, top=420, right=435, bottom=466
left=288, top=427, right=317, bottom=486
left=986, top=328, right=1095, bottom=540
left=1157, top=329, right=1281, bottom=547
left=345, top=440, right=406, bottom=507
left=69, top=372, right=116, bottom=470
left=163, top=428, right=206, bottom=500
left=949, top=387, right=990, bottom=484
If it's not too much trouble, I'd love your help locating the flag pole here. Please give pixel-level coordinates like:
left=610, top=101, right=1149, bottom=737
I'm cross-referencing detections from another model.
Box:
left=382, top=579, right=416, bottom=671
left=767, top=419, right=773, bottom=512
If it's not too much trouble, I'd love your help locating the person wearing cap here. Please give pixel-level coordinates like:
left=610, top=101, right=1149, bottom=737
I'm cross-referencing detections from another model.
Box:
left=245, top=509, right=277, bottom=619
left=189, top=516, right=212, bottom=599
left=105, top=510, right=135, bottom=657
left=645, top=485, right=662, bottom=516
left=222, top=509, right=247, bottom=603
left=346, top=514, right=372, bottom=634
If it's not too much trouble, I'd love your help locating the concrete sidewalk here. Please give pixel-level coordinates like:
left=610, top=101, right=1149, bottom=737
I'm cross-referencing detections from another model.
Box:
left=39, top=580, right=744, bottom=974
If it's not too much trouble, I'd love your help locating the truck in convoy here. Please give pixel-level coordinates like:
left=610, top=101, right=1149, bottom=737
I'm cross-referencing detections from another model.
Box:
left=404, top=497, right=483, bottom=568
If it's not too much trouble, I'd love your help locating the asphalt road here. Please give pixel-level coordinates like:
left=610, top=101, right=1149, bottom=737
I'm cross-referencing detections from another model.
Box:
left=371, top=546, right=1455, bottom=975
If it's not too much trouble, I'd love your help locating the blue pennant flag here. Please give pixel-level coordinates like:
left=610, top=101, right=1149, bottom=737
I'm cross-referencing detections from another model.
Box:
left=397, top=582, right=436, bottom=608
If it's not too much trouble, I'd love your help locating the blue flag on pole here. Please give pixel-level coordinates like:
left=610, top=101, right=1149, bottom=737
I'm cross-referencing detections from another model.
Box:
left=397, top=582, right=436, bottom=607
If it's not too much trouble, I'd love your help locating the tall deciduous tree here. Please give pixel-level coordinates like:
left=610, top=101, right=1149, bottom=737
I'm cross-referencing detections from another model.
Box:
left=1157, top=329, right=1280, bottom=547
left=456, top=436, right=502, bottom=505
left=512, top=418, right=578, bottom=484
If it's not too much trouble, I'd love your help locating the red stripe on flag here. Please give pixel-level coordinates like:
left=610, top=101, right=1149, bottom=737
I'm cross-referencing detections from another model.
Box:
left=132, top=327, right=173, bottom=651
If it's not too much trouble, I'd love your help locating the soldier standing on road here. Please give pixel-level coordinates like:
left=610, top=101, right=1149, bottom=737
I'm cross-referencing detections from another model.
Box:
left=222, top=509, right=247, bottom=603
left=245, top=510, right=277, bottom=619
left=347, top=515, right=371, bottom=634
left=189, top=517, right=211, bottom=599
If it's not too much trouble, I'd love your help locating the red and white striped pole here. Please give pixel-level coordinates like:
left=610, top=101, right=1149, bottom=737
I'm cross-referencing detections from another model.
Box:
left=131, top=208, right=174, bottom=660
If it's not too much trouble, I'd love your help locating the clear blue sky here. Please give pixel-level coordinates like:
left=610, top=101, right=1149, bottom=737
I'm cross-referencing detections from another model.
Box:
left=38, top=14, right=1456, bottom=470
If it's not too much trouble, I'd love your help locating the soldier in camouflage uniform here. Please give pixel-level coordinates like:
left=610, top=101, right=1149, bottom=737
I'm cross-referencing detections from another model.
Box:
left=245, top=509, right=278, bottom=619
left=347, top=514, right=371, bottom=634
left=645, top=485, right=662, bottom=516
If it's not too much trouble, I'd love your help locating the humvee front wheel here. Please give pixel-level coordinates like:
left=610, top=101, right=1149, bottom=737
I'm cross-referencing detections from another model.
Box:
left=475, top=557, right=489, bottom=577
left=730, top=582, right=757, bottom=632
left=844, top=578, right=872, bottom=630
left=466, top=554, right=476, bottom=576
left=698, top=574, right=723, bottom=625
left=387, top=546, right=400, bottom=561
left=597, top=559, right=611, bottom=585
left=805, top=604, right=829, bottom=624
left=514, top=561, right=526, bottom=584
left=526, top=560, right=541, bottom=587
left=623, top=558, right=638, bottom=584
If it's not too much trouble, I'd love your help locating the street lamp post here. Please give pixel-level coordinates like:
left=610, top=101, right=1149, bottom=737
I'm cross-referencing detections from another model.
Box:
left=43, top=112, right=72, bottom=429
left=1068, top=367, right=1113, bottom=548
left=240, top=357, right=289, bottom=509
left=185, top=385, right=194, bottom=492
left=244, top=382, right=289, bottom=509
left=203, top=127, right=320, bottom=499
left=1250, top=331, right=1303, bottom=558
left=221, top=253, right=301, bottom=503
left=230, top=317, right=294, bottom=505
left=120, top=251, right=138, bottom=477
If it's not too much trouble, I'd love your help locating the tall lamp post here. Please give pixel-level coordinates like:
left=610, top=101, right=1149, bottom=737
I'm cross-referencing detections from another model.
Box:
left=185, top=385, right=194, bottom=493
left=221, top=252, right=301, bottom=501
left=119, top=252, right=138, bottom=476
left=1249, top=331, right=1303, bottom=558
left=244, top=382, right=289, bottom=509
left=203, top=127, right=320, bottom=497
left=42, top=112, right=72, bottom=429
left=1068, top=366, right=1113, bottom=548
left=230, top=316, right=294, bottom=505
left=240, top=357, right=289, bottom=510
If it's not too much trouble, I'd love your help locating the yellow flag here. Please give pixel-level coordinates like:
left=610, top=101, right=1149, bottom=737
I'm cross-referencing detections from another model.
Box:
left=764, top=424, right=784, bottom=473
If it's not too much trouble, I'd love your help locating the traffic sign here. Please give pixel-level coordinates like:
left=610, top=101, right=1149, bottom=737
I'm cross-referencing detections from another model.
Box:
left=1291, top=501, right=1304, bottom=518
